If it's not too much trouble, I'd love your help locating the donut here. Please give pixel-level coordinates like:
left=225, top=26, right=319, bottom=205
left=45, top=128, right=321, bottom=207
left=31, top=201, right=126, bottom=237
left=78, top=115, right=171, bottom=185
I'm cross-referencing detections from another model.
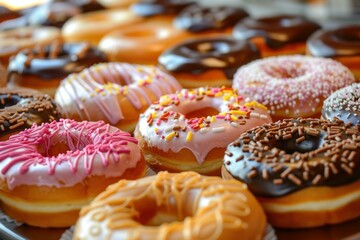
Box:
left=0, top=119, right=146, bottom=227
left=55, top=63, right=181, bottom=132
left=222, top=118, right=360, bottom=228
left=0, top=26, right=61, bottom=66
left=322, top=83, right=360, bottom=125
left=307, top=25, right=360, bottom=79
left=174, top=5, right=248, bottom=33
left=74, top=171, right=267, bottom=240
left=233, top=55, right=356, bottom=121
left=62, top=9, right=143, bottom=45
left=134, top=87, right=272, bottom=176
left=158, top=36, right=260, bottom=88
left=0, top=87, right=61, bottom=141
left=233, top=15, right=320, bottom=57
left=7, top=41, right=108, bottom=96
left=98, top=21, right=195, bottom=65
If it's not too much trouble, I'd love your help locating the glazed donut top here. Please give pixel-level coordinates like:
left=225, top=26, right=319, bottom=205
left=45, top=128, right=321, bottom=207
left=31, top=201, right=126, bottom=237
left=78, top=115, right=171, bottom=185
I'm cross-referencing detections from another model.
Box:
left=322, top=83, right=360, bottom=125
left=233, top=15, right=321, bottom=48
left=76, top=171, right=265, bottom=240
left=8, top=42, right=107, bottom=79
left=233, top=55, right=356, bottom=116
left=131, top=0, right=196, bottom=17
left=174, top=5, right=249, bottom=32
left=158, top=36, right=260, bottom=80
left=0, top=88, right=60, bottom=138
left=307, top=25, right=360, bottom=57
left=137, top=87, right=271, bottom=164
left=0, top=119, right=141, bottom=190
left=224, top=118, right=360, bottom=197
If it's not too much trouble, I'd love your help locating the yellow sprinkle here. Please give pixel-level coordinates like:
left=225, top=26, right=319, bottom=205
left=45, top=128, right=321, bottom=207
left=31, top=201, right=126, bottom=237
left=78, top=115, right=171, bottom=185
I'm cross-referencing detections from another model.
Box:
left=101, top=92, right=106, bottom=96
left=200, top=123, right=206, bottom=128
left=151, top=112, right=157, bottom=118
left=186, top=131, right=193, bottom=142
left=154, top=128, right=159, bottom=133
left=211, top=116, right=215, bottom=122
left=215, top=92, right=223, bottom=97
left=89, top=93, right=94, bottom=97
left=245, top=101, right=268, bottom=111
left=223, top=94, right=231, bottom=101
left=165, top=132, right=176, bottom=141
left=230, top=110, right=247, bottom=115
left=218, top=112, right=227, bottom=116
left=231, top=115, right=238, bottom=121
left=223, top=89, right=234, bottom=93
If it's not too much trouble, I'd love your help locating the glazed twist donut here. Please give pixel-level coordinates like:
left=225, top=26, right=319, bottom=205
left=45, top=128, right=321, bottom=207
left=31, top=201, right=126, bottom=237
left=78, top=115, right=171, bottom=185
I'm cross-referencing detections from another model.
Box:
left=74, top=171, right=266, bottom=240
left=0, top=119, right=146, bottom=227
left=223, top=118, right=360, bottom=228
left=55, top=63, right=181, bottom=132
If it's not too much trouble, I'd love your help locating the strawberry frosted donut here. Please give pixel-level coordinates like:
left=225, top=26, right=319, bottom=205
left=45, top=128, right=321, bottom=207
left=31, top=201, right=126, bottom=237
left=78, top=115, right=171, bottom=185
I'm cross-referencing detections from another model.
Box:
left=55, top=63, right=181, bottom=133
left=233, top=55, right=356, bottom=121
left=0, top=119, right=146, bottom=227
left=134, top=87, right=272, bottom=176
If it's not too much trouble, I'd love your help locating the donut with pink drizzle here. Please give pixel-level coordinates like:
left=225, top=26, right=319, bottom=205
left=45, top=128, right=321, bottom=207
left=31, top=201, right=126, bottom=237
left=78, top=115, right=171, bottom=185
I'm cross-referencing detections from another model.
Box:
left=134, top=87, right=272, bottom=176
left=55, top=63, right=181, bottom=132
left=0, top=119, right=146, bottom=227
left=232, top=55, right=356, bottom=121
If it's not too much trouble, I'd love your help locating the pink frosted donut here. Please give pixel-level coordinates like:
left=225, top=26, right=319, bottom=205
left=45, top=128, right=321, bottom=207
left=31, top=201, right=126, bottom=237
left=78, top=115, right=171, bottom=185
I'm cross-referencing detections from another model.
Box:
left=0, top=119, right=146, bottom=227
left=134, top=87, right=272, bottom=175
left=55, top=63, right=181, bottom=132
left=233, top=55, right=356, bottom=121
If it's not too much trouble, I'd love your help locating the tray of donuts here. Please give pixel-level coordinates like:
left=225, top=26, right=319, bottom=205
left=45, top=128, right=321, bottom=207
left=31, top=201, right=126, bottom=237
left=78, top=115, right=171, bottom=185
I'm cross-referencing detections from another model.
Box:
left=0, top=0, right=360, bottom=239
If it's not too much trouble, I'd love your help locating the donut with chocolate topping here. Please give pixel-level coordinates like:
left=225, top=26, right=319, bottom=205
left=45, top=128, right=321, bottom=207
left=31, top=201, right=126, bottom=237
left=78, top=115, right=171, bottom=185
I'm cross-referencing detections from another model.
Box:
left=158, top=36, right=260, bottom=88
left=233, top=15, right=320, bottom=57
left=307, top=25, right=360, bottom=79
left=0, top=6, right=20, bottom=23
left=174, top=5, right=248, bottom=32
left=322, top=83, right=360, bottom=125
left=7, top=41, right=108, bottom=96
left=222, top=118, right=360, bottom=228
left=0, top=87, right=61, bottom=141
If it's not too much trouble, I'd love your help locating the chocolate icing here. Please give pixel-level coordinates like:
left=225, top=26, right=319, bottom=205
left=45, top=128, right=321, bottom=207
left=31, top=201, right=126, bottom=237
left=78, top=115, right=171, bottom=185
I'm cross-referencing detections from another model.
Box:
left=174, top=5, right=248, bottom=32
left=233, top=15, right=321, bottom=49
left=131, top=0, right=197, bottom=17
left=307, top=25, right=360, bottom=57
left=158, top=36, right=260, bottom=80
left=7, top=42, right=108, bottom=80
left=322, top=83, right=360, bottom=125
left=0, top=6, right=20, bottom=23
left=0, top=87, right=61, bottom=138
left=224, top=118, right=360, bottom=197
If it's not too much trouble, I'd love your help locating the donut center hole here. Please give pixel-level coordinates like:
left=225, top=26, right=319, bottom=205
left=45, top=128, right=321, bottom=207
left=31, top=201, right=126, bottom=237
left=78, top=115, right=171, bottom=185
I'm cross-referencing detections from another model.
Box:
left=264, top=65, right=306, bottom=79
left=0, top=95, right=20, bottom=109
left=185, top=107, right=219, bottom=119
left=37, top=141, right=71, bottom=157
left=186, top=41, right=231, bottom=55
left=336, top=29, right=360, bottom=42
left=270, top=131, right=325, bottom=154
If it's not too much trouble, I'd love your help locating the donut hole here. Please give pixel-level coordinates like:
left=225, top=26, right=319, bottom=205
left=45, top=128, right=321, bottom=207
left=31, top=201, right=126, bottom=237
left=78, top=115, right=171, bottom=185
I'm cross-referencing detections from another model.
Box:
left=185, top=107, right=219, bottom=119
left=263, top=64, right=306, bottom=79
left=185, top=41, right=231, bottom=55
left=0, top=95, right=20, bottom=109
left=336, top=28, right=360, bottom=42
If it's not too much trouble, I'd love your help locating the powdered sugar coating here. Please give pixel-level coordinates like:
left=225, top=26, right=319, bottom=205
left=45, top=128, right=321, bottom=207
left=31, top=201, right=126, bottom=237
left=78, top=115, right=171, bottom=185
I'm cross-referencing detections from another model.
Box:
left=0, top=119, right=141, bottom=189
left=322, top=83, right=360, bottom=124
left=233, top=55, right=356, bottom=118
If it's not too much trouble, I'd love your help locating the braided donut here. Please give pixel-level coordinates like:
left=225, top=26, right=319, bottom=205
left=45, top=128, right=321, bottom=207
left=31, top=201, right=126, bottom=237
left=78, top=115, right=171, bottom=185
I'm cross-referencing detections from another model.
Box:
left=223, top=118, right=360, bottom=228
left=74, top=171, right=266, bottom=240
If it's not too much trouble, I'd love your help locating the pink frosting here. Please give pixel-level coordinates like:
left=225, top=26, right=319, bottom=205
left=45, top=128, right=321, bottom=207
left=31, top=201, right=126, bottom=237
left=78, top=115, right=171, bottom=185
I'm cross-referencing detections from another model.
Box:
left=55, top=63, right=181, bottom=126
left=0, top=119, right=142, bottom=189
left=136, top=87, right=272, bottom=164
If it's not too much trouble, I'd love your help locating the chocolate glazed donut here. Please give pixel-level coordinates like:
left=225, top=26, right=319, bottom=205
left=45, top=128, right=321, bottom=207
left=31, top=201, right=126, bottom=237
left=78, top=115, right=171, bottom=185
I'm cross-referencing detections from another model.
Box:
left=233, top=15, right=320, bottom=49
left=159, top=36, right=260, bottom=80
left=224, top=118, right=360, bottom=197
left=0, top=87, right=61, bottom=140
left=131, top=0, right=197, bottom=17
left=307, top=25, right=360, bottom=58
left=174, top=5, right=249, bottom=32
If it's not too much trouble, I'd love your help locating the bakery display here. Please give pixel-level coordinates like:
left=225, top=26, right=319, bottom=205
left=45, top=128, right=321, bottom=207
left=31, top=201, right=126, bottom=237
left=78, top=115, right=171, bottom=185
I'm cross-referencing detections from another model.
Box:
left=233, top=15, right=320, bottom=57
left=223, top=118, right=360, bottom=228
left=0, top=119, right=146, bottom=227
left=158, top=36, right=260, bottom=88
left=232, top=55, right=356, bottom=121
left=74, top=171, right=266, bottom=240
left=322, top=83, right=360, bottom=125
left=307, top=25, right=360, bottom=79
left=0, top=87, right=61, bottom=141
left=134, top=87, right=271, bottom=175
left=7, top=41, right=108, bottom=96
left=55, top=63, right=181, bottom=132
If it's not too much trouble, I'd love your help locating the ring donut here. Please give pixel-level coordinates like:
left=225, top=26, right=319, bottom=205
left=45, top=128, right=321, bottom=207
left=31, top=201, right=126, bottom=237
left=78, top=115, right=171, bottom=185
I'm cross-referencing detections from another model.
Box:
left=55, top=63, right=181, bottom=132
left=134, top=87, right=271, bottom=175
left=0, top=119, right=146, bottom=227
left=223, top=118, right=360, bottom=228
left=74, top=171, right=267, bottom=240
